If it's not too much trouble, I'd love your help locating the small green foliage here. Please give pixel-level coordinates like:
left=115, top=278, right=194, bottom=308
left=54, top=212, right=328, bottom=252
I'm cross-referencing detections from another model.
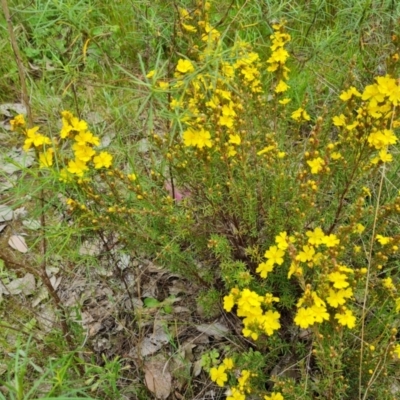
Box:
left=200, top=349, right=220, bottom=372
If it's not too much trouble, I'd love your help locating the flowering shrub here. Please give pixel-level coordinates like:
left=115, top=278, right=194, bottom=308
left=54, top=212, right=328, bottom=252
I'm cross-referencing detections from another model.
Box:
left=9, top=1, right=400, bottom=399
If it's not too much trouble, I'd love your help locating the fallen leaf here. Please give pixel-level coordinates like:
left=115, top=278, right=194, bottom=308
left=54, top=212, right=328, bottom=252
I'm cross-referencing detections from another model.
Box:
left=98, top=132, right=115, bottom=149
left=0, top=179, right=15, bottom=192
left=86, top=111, right=104, bottom=125
left=22, top=219, right=41, bottom=230
left=50, top=275, right=62, bottom=290
left=0, top=205, right=13, bottom=222
left=6, top=273, right=35, bottom=295
left=0, top=103, right=27, bottom=117
left=79, top=240, right=101, bottom=256
left=32, top=286, right=48, bottom=307
left=13, top=207, right=27, bottom=219
left=195, top=321, right=230, bottom=338
left=193, top=359, right=203, bottom=377
left=8, top=235, right=28, bottom=253
left=0, top=150, right=34, bottom=174
left=140, top=320, right=170, bottom=357
left=117, top=253, right=130, bottom=270
left=144, top=357, right=172, bottom=399
left=168, top=279, right=189, bottom=296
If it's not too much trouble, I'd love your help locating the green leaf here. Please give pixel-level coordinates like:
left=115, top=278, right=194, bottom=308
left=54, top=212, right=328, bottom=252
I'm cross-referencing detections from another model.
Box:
left=143, top=297, right=160, bottom=308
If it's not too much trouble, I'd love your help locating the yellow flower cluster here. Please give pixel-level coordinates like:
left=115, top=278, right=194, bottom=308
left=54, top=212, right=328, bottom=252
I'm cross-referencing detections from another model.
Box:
left=209, top=357, right=234, bottom=387
left=332, top=75, right=400, bottom=164
left=173, top=39, right=260, bottom=156
left=210, top=357, right=262, bottom=400
left=10, top=111, right=112, bottom=177
left=60, top=111, right=112, bottom=177
left=10, top=115, right=53, bottom=168
left=165, top=10, right=293, bottom=158
left=255, top=228, right=357, bottom=330
left=267, top=23, right=291, bottom=99
left=264, top=393, right=284, bottom=400
left=223, top=288, right=280, bottom=340
left=178, top=1, right=220, bottom=43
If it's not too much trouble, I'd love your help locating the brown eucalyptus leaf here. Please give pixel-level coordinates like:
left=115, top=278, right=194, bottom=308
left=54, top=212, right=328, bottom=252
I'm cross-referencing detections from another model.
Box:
left=0, top=205, right=13, bottom=222
left=8, top=235, right=28, bottom=253
left=144, top=357, right=172, bottom=399
left=6, top=273, right=35, bottom=295
left=195, top=321, right=230, bottom=338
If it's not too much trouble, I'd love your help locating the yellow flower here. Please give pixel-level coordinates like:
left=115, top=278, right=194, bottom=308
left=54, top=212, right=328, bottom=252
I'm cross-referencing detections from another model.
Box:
left=322, top=234, right=340, bottom=248
left=264, top=393, right=284, bottom=400
left=288, top=261, right=302, bottom=278
left=127, top=173, right=137, bottom=181
left=275, top=80, right=290, bottom=93
left=210, top=365, right=228, bottom=387
left=59, top=168, right=72, bottom=182
left=331, top=152, right=342, bottom=160
left=262, top=310, right=281, bottom=335
left=223, top=294, right=235, bottom=312
left=10, top=114, right=26, bottom=130
left=67, top=159, right=89, bottom=176
left=74, top=131, right=100, bottom=146
left=377, top=148, right=393, bottom=163
left=307, top=157, right=324, bottom=174
left=256, top=260, right=274, bottom=278
left=394, top=344, right=400, bottom=358
left=354, top=223, right=365, bottom=234
left=23, top=127, right=51, bottom=151
left=223, top=358, right=234, bottom=370
left=296, top=245, right=315, bottom=263
left=376, top=234, right=391, bottom=245
left=146, top=70, right=155, bottom=78
left=257, top=145, right=275, bottom=155
left=291, top=107, right=311, bottom=122
left=382, top=277, right=395, bottom=290
left=176, top=59, right=195, bottom=74
left=275, top=231, right=289, bottom=250
left=326, top=288, right=352, bottom=308
left=227, top=145, right=237, bottom=157
left=264, top=245, right=285, bottom=265
left=93, top=151, right=113, bottom=169
left=311, top=305, right=329, bottom=323
left=39, top=148, right=54, bottom=168
left=339, top=86, right=361, bottom=101
left=332, top=114, right=346, bottom=127
left=306, top=227, right=325, bottom=245
left=328, top=272, right=349, bottom=289
left=279, top=98, right=291, bottom=105
left=227, top=388, right=246, bottom=400
left=73, top=144, right=96, bottom=162
left=294, top=307, right=315, bottom=329
left=218, top=115, right=234, bottom=128
left=334, top=309, right=356, bottom=329
left=395, top=298, right=400, bottom=313
left=268, top=47, right=289, bottom=64
left=229, top=134, right=241, bottom=145
left=182, top=23, right=197, bottom=32
left=70, top=117, right=88, bottom=133
left=158, top=81, right=169, bottom=89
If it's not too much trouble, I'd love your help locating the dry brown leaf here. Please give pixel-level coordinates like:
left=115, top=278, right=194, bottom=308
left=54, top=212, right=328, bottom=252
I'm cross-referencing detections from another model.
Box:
left=0, top=205, right=13, bottom=222
left=6, top=273, right=35, bottom=295
left=140, top=320, right=170, bottom=357
left=144, top=357, right=172, bottom=399
left=195, top=321, right=230, bottom=338
left=8, top=235, right=28, bottom=253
